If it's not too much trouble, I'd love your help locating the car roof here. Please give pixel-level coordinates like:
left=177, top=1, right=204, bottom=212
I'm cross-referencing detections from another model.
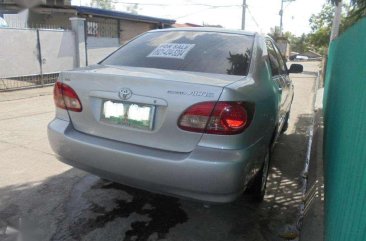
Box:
left=149, top=27, right=259, bottom=37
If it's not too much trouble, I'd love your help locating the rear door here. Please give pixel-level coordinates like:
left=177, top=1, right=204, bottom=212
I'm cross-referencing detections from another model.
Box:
left=265, top=38, right=288, bottom=122
left=272, top=41, right=293, bottom=112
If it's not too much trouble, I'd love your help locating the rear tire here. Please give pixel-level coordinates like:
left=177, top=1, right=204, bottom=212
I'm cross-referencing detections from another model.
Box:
left=281, top=112, right=290, bottom=133
left=248, top=149, right=270, bottom=202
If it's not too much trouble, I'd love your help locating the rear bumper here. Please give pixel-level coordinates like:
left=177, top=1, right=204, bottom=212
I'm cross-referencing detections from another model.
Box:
left=48, top=118, right=263, bottom=203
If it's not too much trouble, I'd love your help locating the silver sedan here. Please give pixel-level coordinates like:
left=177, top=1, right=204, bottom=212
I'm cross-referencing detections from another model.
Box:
left=48, top=28, right=303, bottom=203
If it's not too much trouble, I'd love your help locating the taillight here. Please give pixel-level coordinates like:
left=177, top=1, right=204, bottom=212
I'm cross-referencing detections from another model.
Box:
left=178, top=101, right=254, bottom=135
left=53, top=82, right=82, bottom=112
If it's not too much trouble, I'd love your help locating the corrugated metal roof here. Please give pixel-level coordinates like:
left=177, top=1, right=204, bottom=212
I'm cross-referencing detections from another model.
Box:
left=75, top=6, right=175, bottom=25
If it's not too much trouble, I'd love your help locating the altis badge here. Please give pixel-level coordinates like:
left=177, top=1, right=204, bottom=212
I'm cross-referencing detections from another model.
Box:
left=167, top=90, right=214, bottom=98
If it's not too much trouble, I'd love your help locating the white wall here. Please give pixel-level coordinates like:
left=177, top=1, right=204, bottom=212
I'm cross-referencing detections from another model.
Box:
left=0, top=28, right=40, bottom=78
left=4, top=9, right=29, bottom=28
left=85, top=20, right=156, bottom=65
left=39, top=29, right=75, bottom=73
left=87, top=47, right=119, bottom=65
left=87, top=36, right=119, bottom=65
left=0, top=28, right=75, bottom=78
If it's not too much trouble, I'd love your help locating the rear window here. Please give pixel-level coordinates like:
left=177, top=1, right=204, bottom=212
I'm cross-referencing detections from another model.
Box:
left=101, top=31, right=254, bottom=76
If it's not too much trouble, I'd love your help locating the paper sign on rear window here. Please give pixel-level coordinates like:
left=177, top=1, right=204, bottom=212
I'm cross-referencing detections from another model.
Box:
left=147, top=43, right=195, bottom=59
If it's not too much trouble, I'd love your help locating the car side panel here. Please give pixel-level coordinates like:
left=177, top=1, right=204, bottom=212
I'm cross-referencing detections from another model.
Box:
left=198, top=35, right=279, bottom=184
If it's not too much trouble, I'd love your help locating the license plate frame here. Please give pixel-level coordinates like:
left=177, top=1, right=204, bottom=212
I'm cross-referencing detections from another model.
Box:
left=101, top=100, right=155, bottom=131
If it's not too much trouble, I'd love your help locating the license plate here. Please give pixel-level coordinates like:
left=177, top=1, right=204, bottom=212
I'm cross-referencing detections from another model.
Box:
left=101, top=100, right=155, bottom=130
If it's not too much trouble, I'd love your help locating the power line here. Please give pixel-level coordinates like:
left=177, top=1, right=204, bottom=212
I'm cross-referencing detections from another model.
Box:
left=110, top=1, right=242, bottom=8
left=246, top=6, right=262, bottom=31
left=88, top=0, right=265, bottom=31
left=175, top=6, right=217, bottom=19
left=175, top=5, right=240, bottom=19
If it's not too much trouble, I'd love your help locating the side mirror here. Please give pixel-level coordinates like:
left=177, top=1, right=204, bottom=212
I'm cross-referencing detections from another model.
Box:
left=288, top=64, right=303, bottom=74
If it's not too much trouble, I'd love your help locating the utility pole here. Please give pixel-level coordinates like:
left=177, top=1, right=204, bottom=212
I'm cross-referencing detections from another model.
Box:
left=279, top=0, right=295, bottom=36
left=241, top=0, right=246, bottom=30
left=330, top=0, right=342, bottom=41
left=280, top=0, right=284, bottom=35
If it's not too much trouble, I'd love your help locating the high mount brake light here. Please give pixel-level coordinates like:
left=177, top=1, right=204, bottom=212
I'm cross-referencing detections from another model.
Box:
left=53, top=82, right=82, bottom=112
left=178, top=101, right=254, bottom=135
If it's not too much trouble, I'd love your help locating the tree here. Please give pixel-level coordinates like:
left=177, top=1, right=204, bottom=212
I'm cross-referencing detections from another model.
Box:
left=307, top=2, right=364, bottom=53
left=292, top=34, right=309, bottom=53
left=307, top=4, right=335, bottom=54
left=309, top=4, right=335, bottom=33
left=126, top=3, right=140, bottom=14
left=269, top=30, right=310, bottom=54
left=330, top=0, right=366, bottom=28
left=331, top=0, right=366, bottom=7
left=91, top=0, right=114, bottom=10
left=284, top=32, right=310, bottom=53
left=268, top=26, right=281, bottom=40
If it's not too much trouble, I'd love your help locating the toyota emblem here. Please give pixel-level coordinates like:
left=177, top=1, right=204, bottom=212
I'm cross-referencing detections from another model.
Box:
left=119, top=88, right=132, bottom=100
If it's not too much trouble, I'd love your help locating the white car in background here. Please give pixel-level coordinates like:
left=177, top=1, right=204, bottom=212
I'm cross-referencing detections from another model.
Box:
left=295, top=55, right=309, bottom=61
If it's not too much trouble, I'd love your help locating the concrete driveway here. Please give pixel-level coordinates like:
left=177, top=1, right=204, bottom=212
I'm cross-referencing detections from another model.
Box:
left=0, top=61, right=319, bottom=241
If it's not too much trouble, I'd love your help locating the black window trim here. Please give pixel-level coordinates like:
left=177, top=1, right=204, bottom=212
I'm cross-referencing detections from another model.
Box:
left=270, top=40, right=289, bottom=75
left=265, top=37, right=281, bottom=77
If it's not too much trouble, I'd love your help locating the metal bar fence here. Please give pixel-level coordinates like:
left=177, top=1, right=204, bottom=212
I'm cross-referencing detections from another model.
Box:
left=0, top=73, right=59, bottom=91
left=86, top=17, right=118, bottom=38
left=5, top=18, right=72, bottom=31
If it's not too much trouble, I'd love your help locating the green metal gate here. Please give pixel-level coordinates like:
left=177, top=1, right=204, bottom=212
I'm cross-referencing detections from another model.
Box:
left=324, top=18, right=366, bottom=241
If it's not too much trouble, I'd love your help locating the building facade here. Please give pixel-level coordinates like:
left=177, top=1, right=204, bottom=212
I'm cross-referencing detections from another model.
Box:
left=0, top=1, right=175, bottom=44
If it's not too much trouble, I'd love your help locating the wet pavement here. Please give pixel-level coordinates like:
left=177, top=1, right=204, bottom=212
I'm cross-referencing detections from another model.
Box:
left=0, top=61, right=319, bottom=241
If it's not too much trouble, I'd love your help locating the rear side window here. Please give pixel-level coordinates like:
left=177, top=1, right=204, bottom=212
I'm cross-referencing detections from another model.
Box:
left=102, top=31, right=254, bottom=76
left=272, top=42, right=287, bottom=75
left=265, top=39, right=281, bottom=76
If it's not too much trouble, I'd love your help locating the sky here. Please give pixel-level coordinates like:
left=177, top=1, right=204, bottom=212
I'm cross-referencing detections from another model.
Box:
left=71, top=0, right=329, bottom=36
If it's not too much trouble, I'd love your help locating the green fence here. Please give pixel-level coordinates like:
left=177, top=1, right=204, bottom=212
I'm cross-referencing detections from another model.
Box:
left=324, top=18, right=366, bottom=241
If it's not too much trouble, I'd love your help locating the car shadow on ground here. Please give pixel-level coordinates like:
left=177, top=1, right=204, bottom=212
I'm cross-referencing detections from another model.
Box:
left=0, top=115, right=313, bottom=241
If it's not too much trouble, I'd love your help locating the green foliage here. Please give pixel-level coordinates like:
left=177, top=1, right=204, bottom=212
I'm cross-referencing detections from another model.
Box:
left=270, top=1, right=366, bottom=55
left=330, top=0, right=365, bottom=7
left=307, top=4, right=335, bottom=54
left=126, top=3, right=140, bottom=14
left=268, top=26, right=281, bottom=40
left=307, top=29, right=330, bottom=54
left=306, top=2, right=365, bottom=54
left=268, top=28, right=310, bottom=54
left=91, top=0, right=114, bottom=10
left=329, top=0, right=366, bottom=25
left=291, top=33, right=309, bottom=53
left=342, top=6, right=366, bottom=29
left=309, top=4, right=335, bottom=32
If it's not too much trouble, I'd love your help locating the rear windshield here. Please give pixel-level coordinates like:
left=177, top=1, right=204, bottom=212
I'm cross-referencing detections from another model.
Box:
left=101, top=31, right=254, bottom=76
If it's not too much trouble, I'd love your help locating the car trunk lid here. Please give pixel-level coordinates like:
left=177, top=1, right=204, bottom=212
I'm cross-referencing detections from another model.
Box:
left=61, top=65, right=245, bottom=153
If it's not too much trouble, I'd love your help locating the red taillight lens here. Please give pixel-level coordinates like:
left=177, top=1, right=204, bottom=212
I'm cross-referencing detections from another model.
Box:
left=178, top=101, right=254, bottom=135
left=53, top=82, right=82, bottom=112
left=178, top=102, right=216, bottom=133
